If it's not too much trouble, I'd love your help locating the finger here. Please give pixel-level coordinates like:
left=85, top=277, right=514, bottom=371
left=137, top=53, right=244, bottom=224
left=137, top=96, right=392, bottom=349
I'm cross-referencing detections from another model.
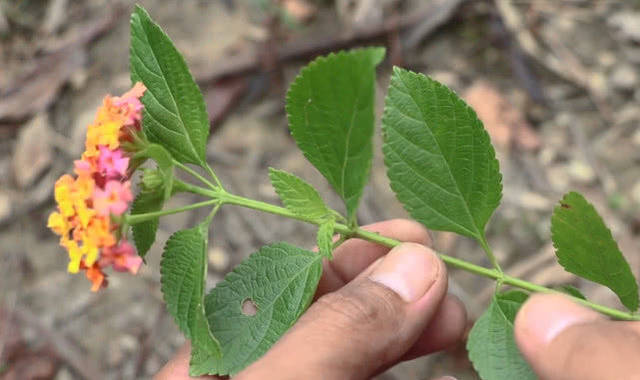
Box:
left=317, top=219, right=430, bottom=296
left=401, top=294, right=467, bottom=360
left=236, top=243, right=447, bottom=380
left=515, top=294, right=640, bottom=380
left=154, top=343, right=219, bottom=380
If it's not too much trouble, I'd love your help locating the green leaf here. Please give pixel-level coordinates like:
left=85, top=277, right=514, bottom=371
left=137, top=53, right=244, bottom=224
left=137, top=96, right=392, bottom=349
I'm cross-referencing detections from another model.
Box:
left=130, top=143, right=175, bottom=257
left=286, top=47, right=385, bottom=219
left=317, top=218, right=335, bottom=258
left=138, top=143, right=175, bottom=201
left=130, top=189, right=163, bottom=258
left=197, top=242, right=323, bottom=375
left=160, top=224, right=221, bottom=366
left=382, top=67, right=502, bottom=240
left=130, top=5, right=210, bottom=166
left=467, top=291, right=535, bottom=380
left=551, top=191, right=639, bottom=311
left=557, top=285, right=587, bottom=300
left=268, top=168, right=331, bottom=220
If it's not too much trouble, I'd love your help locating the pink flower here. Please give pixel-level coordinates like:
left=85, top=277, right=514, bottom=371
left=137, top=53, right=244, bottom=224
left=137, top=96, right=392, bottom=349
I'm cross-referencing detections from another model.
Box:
left=113, top=82, right=145, bottom=126
left=92, top=180, right=133, bottom=216
left=98, top=146, right=129, bottom=179
left=73, top=160, right=93, bottom=177
left=101, top=240, right=142, bottom=274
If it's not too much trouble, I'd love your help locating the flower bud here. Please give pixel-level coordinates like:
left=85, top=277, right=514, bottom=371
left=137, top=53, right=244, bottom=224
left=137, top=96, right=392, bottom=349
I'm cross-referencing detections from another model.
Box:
left=141, top=168, right=164, bottom=191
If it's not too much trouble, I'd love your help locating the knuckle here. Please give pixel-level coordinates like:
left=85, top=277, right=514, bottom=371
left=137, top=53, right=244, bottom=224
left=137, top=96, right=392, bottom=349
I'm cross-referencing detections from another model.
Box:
left=313, top=280, right=404, bottom=334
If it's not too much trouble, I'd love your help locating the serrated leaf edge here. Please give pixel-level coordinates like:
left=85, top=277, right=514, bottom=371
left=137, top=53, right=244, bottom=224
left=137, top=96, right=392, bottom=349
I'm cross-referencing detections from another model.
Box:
left=130, top=5, right=210, bottom=166
left=381, top=66, right=503, bottom=240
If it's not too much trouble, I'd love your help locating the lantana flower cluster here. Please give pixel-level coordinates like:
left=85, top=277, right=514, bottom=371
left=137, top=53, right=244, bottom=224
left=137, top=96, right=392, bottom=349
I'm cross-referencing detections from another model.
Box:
left=48, top=83, right=147, bottom=291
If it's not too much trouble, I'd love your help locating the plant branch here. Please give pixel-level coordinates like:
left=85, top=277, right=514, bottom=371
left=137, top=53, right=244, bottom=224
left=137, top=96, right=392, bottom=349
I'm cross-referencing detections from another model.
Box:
left=125, top=199, right=219, bottom=225
left=479, top=235, right=503, bottom=273
left=173, top=160, right=218, bottom=190
left=204, top=164, right=224, bottom=189
left=353, top=227, right=639, bottom=321
left=176, top=183, right=640, bottom=321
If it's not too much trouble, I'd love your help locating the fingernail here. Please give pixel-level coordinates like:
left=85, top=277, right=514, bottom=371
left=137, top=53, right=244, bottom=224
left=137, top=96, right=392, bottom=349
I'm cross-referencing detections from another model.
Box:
left=369, top=243, right=440, bottom=302
left=435, top=376, right=458, bottom=380
left=518, top=294, right=601, bottom=345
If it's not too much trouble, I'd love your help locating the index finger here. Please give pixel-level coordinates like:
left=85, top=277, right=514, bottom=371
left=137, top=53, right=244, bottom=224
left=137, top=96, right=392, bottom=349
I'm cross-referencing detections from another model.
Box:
left=316, top=219, right=431, bottom=297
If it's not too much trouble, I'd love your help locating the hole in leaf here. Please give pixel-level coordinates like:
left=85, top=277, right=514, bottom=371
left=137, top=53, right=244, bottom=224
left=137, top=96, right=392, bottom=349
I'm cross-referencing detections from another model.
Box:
left=241, top=298, right=258, bottom=316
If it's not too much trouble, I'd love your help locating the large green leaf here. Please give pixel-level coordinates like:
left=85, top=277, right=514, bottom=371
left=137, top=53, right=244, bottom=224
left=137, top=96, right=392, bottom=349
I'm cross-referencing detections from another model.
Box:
left=130, top=5, right=209, bottom=166
left=286, top=47, right=385, bottom=219
left=196, top=243, right=323, bottom=376
left=382, top=67, right=502, bottom=240
left=467, top=291, right=535, bottom=380
left=130, top=189, right=163, bottom=258
left=551, top=191, right=639, bottom=311
left=268, top=168, right=331, bottom=221
left=160, top=224, right=221, bottom=370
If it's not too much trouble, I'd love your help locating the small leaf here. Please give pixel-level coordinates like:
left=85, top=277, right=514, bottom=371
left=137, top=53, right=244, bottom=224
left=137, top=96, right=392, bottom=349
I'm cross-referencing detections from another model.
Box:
left=382, top=67, right=502, bottom=240
left=130, top=5, right=210, bottom=166
left=286, top=47, right=385, bottom=219
left=131, top=143, right=175, bottom=257
left=268, top=168, right=331, bottom=220
left=161, top=224, right=221, bottom=364
left=551, top=191, right=639, bottom=311
left=131, top=189, right=163, bottom=258
left=317, top=218, right=335, bottom=258
left=139, top=143, right=175, bottom=201
left=557, top=285, right=587, bottom=300
left=467, top=291, right=535, bottom=380
left=198, top=243, right=323, bottom=375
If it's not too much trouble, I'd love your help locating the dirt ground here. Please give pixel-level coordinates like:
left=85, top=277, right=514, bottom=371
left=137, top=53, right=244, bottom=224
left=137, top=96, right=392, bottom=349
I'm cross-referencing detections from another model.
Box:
left=1, top=0, right=639, bottom=379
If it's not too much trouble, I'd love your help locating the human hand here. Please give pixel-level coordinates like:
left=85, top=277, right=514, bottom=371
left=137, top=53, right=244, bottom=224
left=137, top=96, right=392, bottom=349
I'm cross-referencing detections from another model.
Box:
left=515, top=293, right=640, bottom=380
left=156, top=219, right=466, bottom=380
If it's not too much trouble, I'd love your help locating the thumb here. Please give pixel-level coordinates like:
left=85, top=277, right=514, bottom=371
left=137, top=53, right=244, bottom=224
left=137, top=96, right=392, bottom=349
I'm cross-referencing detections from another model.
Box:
left=236, top=243, right=448, bottom=380
left=515, top=294, right=640, bottom=380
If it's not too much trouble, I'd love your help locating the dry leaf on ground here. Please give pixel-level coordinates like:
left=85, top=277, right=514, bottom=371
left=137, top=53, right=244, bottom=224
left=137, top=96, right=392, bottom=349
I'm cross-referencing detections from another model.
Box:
left=464, top=80, right=540, bottom=152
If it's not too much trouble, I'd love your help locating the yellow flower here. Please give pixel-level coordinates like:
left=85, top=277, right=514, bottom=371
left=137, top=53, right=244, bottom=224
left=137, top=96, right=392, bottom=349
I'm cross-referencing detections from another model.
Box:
left=65, top=240, right=82, bottom=273
left=54, top=175, right=75, bottom=217
left=82, top=241, right=100, bottom=267
left=47, top=212, right=69, bottom=236
left=74, top=199, right=95, bottom=229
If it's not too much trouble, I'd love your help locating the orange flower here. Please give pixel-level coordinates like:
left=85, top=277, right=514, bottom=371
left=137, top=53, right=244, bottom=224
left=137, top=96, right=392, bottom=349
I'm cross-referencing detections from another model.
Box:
left=48, top=83, right=146, bottom=291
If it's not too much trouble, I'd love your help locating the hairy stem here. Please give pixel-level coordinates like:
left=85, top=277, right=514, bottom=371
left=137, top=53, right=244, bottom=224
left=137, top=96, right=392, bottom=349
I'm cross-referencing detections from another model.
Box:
left=126, top=199, right=219, bottom=225
left=169, top=183, right=640, bottom=321
left=479, top=235, right=503, bottom=273
left=173, top=160, right=218, bottom=190
left=204, top=164, right=224, bottom=189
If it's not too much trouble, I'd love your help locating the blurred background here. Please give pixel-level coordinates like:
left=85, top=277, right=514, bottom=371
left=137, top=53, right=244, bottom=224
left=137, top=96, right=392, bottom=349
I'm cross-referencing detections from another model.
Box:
left=1, top=0, right=639, bottom=378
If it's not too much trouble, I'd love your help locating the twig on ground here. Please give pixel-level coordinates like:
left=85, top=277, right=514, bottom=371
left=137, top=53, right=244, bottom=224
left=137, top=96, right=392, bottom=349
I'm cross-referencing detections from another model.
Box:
left=493, top=0, right=612, bottom=121
left=194, top=0, right=462, bottom=85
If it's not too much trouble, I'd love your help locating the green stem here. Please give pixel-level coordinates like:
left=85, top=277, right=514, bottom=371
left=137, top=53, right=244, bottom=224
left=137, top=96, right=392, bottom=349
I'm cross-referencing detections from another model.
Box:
left=170, top=183, right=640, bottom=321
left=479, top=235, right=503, bottom=273
left=126, top=199, right=219, bottom=225
left=203, top=202, right=222, bottom=225
left=173, top=160, right=218, bottom=190
left=332, top=234, right=350, bottom=250
left=204, top=164, right=224, bottom=189
left=353, top=227, right=639, bottom=320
